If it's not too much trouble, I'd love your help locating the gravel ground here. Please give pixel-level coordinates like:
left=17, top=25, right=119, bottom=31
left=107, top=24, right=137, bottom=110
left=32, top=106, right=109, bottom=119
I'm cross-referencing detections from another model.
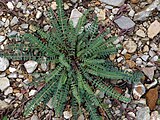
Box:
left=0, top=0, right=160, bottom=120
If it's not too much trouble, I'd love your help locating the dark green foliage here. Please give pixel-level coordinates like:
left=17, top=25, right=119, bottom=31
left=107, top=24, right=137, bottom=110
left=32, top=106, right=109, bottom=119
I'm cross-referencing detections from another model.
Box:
left=0, top=0, right=144, bottom=119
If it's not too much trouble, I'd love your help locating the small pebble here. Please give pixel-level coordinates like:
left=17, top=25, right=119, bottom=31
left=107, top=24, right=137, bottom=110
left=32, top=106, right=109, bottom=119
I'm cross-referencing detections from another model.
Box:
left=7, top=2, right=14, bottom=10
left=36, top=10, right=43, bottom=19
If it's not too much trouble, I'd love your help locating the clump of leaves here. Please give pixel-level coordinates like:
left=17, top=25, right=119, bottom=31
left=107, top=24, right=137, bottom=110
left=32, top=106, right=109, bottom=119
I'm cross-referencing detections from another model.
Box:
left=1, top=0, right=143, bottom=119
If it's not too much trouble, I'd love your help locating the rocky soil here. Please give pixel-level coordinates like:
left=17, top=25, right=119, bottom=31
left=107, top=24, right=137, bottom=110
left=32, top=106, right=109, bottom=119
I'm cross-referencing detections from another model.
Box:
left=0, top=0, right=160, bottom=120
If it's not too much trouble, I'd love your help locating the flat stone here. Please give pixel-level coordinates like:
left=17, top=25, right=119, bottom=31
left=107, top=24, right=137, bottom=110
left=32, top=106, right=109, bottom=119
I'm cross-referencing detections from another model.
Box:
left=16, top=2, right=22, bottom=8
left=146, top=87, right=158, bottom=110
left=0, top=35, right=6, bottom=42
left=97, top=9, right=106, bottom=21
left=70, top=9, right=82, bottom=28
left=148, top=20, right=160, bottom=39
left=0, top=77, right=10, bottom=91
left=142, top=67, right=156, bottom=80
left=24, top=61, right=38, bottom=73
left=47, top=98, right=54, bottom=109
left=0, top=100, right=9, bottom=110
left=136, top=29, right=146, bottom=37
left=0, top=57, right=9, bottom=71
left=136, top=107, right=150, bottom=120
left=99, top=0, right=125, bottom=6
left=10, top=16, right=19, bottom=26
left=7, top=2, right=14, bottom=10
left=123, top=40, right=137, bottom=53
left=114, top=16, right=135, bottom=29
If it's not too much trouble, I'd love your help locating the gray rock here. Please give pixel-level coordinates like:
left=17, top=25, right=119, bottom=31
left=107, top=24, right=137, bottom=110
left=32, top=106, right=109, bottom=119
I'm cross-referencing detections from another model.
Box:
left=7, top=31, right=18, bottom=37
left=47, top=98, right=54, bottom=109
left=10, top=16, right=19, bottom=26
left=29, top=89, right=37, bottom=96
left=16, top=2, right=22, bottom=8
left=0, top=36, right=6, bottom=42
left=70, top=9, right=82, bottom=27
left=136, top=107, right=150, bottom=120
left=24, top=61, right=38, bottom=73
left=114, top=16, right=135, bottom=29
left=0, top=77, right=10, bottom=91
left=100, top=0, right=125, bottom=6
left=0, top=57, right=9, bottom=71
left=134, top=0, right=160, bottom=21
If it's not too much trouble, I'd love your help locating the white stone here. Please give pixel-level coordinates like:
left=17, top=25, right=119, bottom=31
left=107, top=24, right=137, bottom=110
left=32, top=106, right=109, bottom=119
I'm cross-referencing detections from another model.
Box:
left=0, top=100, right=9, bottom=110
left=136, top=107, right=150, bottom=120
left=143, top=45, right=149, bottom=52
left=117, top=57, right=124, bottom=63
left=4, top=87, right=13, bottom=95
left=70, top=9, right=82, bottom=27
left=112, top=8, right=119, bottom=14
left=0, top=57, right=9, bottom=71
left=150, top=111, right=160, bottom=120
left=71, top=0, right=78, bottom=3
left=9, top=67, right=16, bottom=73
left=149, top=50, right=156, bottom=57
left=128, top=9, right=135, bottom=17
left=4, top=19, right=10, bottom=27
left=24, top=61, right=38, bottom=73
left=0, top=36, right=6, bottom=42
left=121, top=49, right=127, bottom=55
left=31, top=114, right=39, bottom=120
left=114, top=16, right=135, bottom=29
left=136, top=29, right=146, bottom=37
left=64, top=3, right=69, bottom=10
left=151, top=55, right=158, bottom=62
left=8, top=73, right=18, bottom=78
left=148, top=20, right=160, bottom=39
left=29, top=89, right=37, bottom=96
left=20, top=24, right=28, bottom=29
left=0, top=77, right=10, bottom=91
left=123, top=40, right=137, bottom=53
left=10, top=16, right=19, bottom=26
left=141, top=55, right=149, bottom=61
left=51, top=2, right=57, bottom=10
left=63, top=111, right=72, bottom=119
left=150, top=43, right=158, bottom=51
left=145, top=79, right=158, bottom=89
left=36, top=10, right=42, bottom=19
left=100, top=0, right=125, bottom=6
left=43, top=25, right=50, bottom=31
left=7, top=2, right=14, bottom=10
left=16, top=2, right=22, bottom=8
